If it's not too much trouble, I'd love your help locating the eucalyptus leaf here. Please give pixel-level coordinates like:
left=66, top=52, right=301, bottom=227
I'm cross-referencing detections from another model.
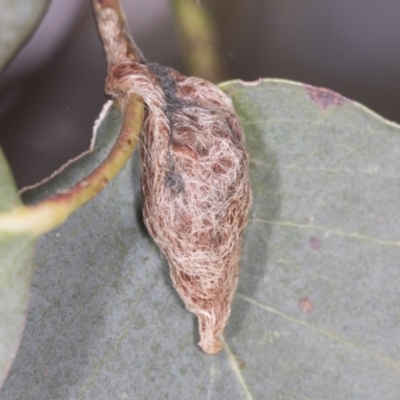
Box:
left=2, top=80, right=400, bottom=399
left=0, top=147, right=36, bottom=386
left=0, top=0, right=49, bottom=73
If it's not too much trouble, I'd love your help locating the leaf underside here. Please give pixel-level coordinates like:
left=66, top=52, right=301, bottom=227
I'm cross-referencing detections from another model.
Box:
left=1, top=80, right=400, bottom=399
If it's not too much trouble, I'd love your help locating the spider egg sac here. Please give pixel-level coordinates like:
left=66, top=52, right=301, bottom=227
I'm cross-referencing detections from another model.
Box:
left=107, top=61, right=252, bottom=354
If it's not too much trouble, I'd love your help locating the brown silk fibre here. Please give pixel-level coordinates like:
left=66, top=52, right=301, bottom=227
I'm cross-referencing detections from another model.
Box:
left=106, top=61, right=252, bottom=354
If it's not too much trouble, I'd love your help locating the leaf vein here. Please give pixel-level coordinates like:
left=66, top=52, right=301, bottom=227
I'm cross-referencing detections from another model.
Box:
left=253, top=218, right=400, bottom=247
left=236, top=292, right=400, bottom=371
left=221, top=335, right=254, bottom=400
left=250, top=159, right=400, bottom=179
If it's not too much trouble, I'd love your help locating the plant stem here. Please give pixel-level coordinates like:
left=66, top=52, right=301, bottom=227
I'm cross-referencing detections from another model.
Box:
left=92, top=0, right=143, bottom=66
left=0, top=0, right=145, bottom=236
left=170, top=0, right=227, bottom=83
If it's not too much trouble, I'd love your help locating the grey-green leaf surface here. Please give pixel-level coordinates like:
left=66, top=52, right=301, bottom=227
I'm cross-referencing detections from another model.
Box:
left=2, top=80, right=400, bottom=399
left=0, top=147, right=36, bottom=386
left=0, top=0, right=49, bottom=73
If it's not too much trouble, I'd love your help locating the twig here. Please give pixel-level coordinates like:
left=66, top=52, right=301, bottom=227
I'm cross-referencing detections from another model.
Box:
left=92, top=0, right=143, bottom=67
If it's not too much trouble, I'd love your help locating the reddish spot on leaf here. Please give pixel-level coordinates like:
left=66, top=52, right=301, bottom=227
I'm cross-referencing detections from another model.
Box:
left=309, top=236, right=321, bottom=250
left=237, top=359, right=246, bottom=369
left=305, top=85, right=348, bottom=109
left=299, top=297, right=314, bottom=313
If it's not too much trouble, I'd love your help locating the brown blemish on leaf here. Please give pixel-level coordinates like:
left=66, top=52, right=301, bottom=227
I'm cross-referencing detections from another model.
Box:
left=299, top=297, right=314, bottom=313
left=305, top=84, right=348, bottom=109
left=309, top=236, right=321, bottom=250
